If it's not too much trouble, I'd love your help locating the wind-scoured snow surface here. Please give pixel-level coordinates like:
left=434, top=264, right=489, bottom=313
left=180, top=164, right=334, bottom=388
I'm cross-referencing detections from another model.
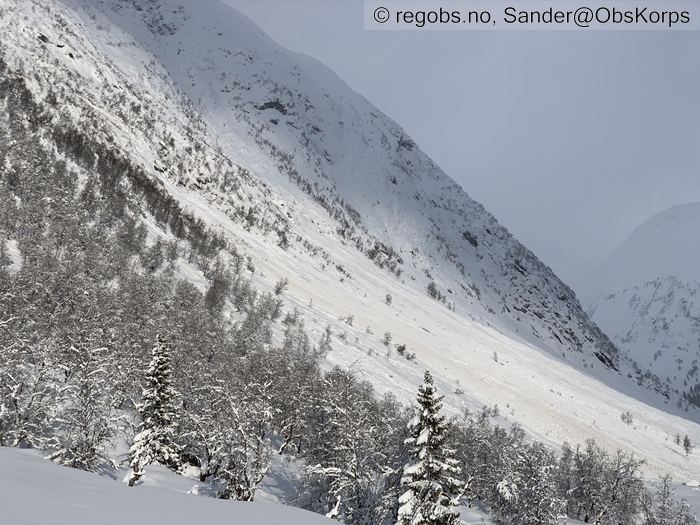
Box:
left=1, top=0, right=699, bottom=480
left=582, top=204, right=700, bottom=408
left=0, top=448, right=331, bottom=525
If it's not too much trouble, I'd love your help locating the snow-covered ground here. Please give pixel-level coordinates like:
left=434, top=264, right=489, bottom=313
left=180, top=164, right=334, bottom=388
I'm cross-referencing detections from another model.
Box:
left=0, top=447, right=331, bottom=525
left=5, top=448, right=696, bottom=523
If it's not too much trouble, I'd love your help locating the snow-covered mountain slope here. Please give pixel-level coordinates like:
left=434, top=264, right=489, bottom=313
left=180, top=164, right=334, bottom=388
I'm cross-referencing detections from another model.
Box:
left=1, top=0, right=699, bottom=479
left=67, top=0, right=619, bottom=367
left=0, top=448, right=331, bottom=525
left=581, top=204, right=700, bottom=408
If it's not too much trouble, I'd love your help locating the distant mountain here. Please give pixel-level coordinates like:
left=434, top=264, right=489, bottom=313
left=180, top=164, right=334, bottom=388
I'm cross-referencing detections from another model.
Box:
left=582, top=204, right=700, bottom=407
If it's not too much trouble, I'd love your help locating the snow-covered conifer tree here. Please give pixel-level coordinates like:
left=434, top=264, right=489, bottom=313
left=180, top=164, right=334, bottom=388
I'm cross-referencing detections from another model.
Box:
left=128, top=335, right=181, bottom=486
left=398, top=371, right=462, bottom=525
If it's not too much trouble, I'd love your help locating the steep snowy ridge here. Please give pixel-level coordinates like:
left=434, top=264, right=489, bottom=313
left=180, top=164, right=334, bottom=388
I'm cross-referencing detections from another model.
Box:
left=1, top=0, right=699, bottom=481
left=582, top=204, right=700, bottom=409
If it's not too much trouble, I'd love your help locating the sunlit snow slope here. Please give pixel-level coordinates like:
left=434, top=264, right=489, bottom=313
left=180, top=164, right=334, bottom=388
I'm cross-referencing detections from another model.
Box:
left=1, top=0, right=698, bottom=478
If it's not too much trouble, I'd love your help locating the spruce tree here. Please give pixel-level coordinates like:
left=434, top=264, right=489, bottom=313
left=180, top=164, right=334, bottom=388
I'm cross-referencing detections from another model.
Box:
left=398, top=371, right=462, bottom=525
left=128, top=335, right=181, bottom=486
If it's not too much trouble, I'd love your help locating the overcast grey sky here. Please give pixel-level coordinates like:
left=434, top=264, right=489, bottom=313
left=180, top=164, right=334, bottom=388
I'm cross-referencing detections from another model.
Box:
left=228, top=0, right=700, bottom=286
